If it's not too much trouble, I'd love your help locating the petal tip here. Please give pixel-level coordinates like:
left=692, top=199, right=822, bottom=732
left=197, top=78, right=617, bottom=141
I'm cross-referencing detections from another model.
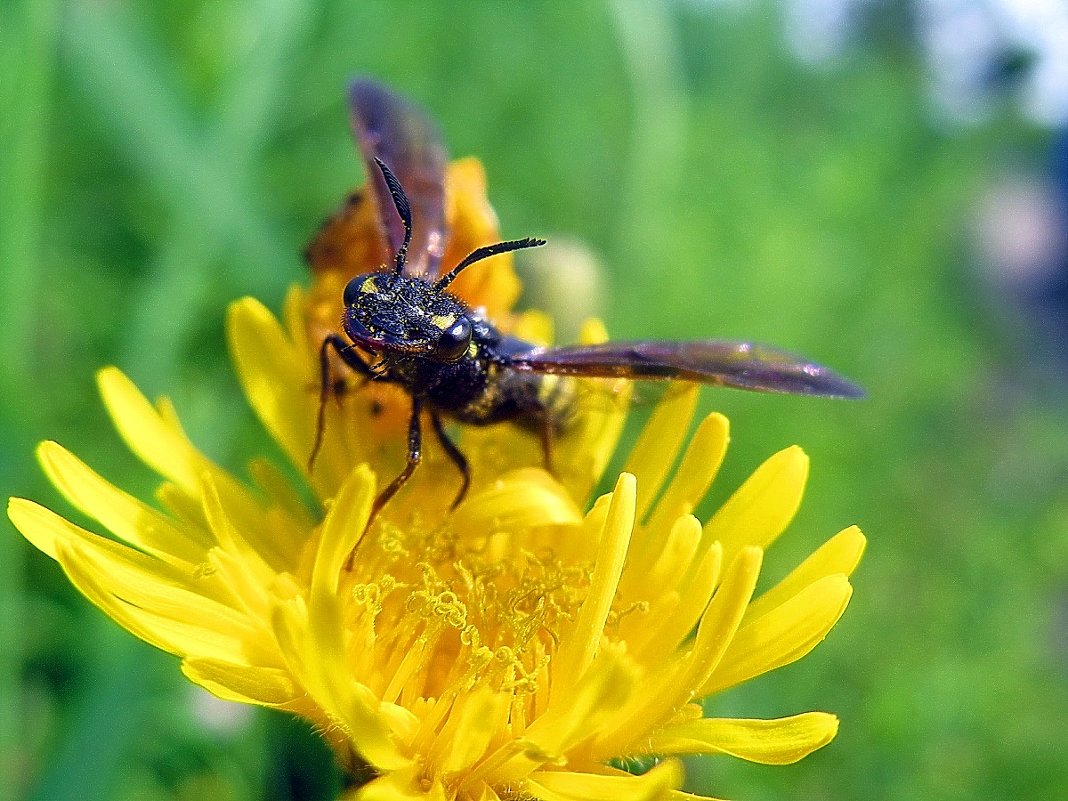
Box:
left=704, top=410, right=730, bottom=433
left=7, top=496, right=28, bottom=525
left=95, top=365, right=125, bottom=391
left=34, top=439, right=61, bottom=461
left=227, top=295, right=269, bottom=322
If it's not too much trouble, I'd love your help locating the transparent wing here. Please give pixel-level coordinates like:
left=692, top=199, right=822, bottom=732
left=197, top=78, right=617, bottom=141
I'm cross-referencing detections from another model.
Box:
left=348, top=79, right=447, bottom=279
left=508, top=340, right=863, bottom=398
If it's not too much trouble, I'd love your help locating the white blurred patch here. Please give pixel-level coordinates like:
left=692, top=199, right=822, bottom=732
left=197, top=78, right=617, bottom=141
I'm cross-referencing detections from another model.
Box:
left=685, top=0, right=1068, bottom=126
left=188, top=685, right=256, bottom=735
left=783, top=0, right=876, bottom=64
left=518, top=237, right=605, bottom=342
left=977, top=175, right=1067, bottom=288
left=918, top=0, right=1068, bottom=125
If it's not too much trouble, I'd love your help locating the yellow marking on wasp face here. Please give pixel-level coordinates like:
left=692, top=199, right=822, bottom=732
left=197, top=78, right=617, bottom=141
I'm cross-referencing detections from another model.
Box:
left=360, top=276, right=378, bottom=294
left=430, top=313, right=457, bottom=330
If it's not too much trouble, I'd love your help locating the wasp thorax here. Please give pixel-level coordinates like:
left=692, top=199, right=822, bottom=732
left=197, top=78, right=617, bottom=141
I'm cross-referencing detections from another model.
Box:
left=342, top=272, right=473, bottom=361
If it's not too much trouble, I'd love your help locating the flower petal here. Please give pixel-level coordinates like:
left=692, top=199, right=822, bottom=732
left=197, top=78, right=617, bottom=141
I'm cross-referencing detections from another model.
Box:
left=96, top=367, right=202, bottom=494
left=589, top=548, right=761, bottom=760
left=623, top=385, right=698, bottom=520
left=35, top=440, right=210, bottom=562
left=10, top=497, right=171, bottom=572
left=643, top=412, right=729, bottom=536
left=699, top=574, right=853, bottom=695
left=353, top=765, right=447, bottom=801
left=745, top=525, right=865, bottom=622
left=649, top=712, right=838, bottom=764
left=633, top=514, right=705, bottom=602
left=490, top=646, right=636, bottom=785
left=552, top=473, right=636, bottom=696
left=444, top=158, right=521, bottom=319
left=53, top=537, right=258, bottom=661
left=527, top=760, right=683, bottom=801
left=200, top=475, right=283, bottom=584
left=702, top=446, right=808, bottom=567
left=181, top=658, right=301, bottom=706
left=629, top=527, right=722, bottom=663
left=248, top=457, right=315, bottom=530
left=13, top=496, right=263, bottom=663
left=451, top=468, right=583, bottom=538
left=435, top=684, right=511, bottom=774
left=10, top=497, right=249, bottom=629
left=227, top=297, right=314, bottom=474
left=553, top=320, right=632, bottom=502
left=270, top=593, right=408, bottom=771
left=284, top=463, right=412, bottom=771
left=98, top=367, right=273, bottom=540
left=619, top=513, right=704, bottom=644
left=673, top=546, right=763, bottom=697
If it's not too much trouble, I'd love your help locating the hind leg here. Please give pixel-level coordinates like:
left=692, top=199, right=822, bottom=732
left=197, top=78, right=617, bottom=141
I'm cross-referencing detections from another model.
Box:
left=538, top=413, right=556, bottom=476
left=430, top=411, right=470, bottom=509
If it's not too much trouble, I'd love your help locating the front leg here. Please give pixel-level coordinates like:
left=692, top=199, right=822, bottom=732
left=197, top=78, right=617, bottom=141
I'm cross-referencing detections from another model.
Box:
left=310, top=334, right=378, bottom=472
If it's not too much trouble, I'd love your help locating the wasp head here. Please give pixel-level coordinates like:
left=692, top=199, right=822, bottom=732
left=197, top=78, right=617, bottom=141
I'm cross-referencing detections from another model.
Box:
left=341, top=272, right=474, bottom=363
left=337, top=158, right=543, bottom=366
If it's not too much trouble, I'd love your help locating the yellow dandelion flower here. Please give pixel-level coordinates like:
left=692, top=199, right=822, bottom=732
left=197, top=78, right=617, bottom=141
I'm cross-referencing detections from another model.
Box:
left=8, top=161, right=864, bottom=801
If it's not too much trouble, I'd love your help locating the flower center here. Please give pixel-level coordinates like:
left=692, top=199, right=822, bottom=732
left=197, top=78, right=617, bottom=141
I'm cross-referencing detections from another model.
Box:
left=342, top=520, right=593, bottom=709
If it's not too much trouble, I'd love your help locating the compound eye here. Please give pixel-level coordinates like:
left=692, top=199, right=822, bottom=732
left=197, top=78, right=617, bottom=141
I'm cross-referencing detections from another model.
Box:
left=435, top=317, right=472, bottom=362
left=342, top=277, right=364, bottom=307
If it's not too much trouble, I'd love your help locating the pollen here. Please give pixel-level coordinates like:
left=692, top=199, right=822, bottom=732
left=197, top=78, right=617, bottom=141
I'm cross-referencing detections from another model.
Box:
left=345, top=520, right=591, bottom=706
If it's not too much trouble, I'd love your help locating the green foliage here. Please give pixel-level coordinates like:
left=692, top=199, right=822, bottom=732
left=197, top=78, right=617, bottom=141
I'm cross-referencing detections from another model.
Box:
left=3, top=1, right=1066, bottom=800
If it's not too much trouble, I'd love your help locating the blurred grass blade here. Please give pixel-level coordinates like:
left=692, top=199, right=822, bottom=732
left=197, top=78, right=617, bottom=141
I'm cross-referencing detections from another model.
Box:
left=62, top=1, right=292, bottom=289
left=0, top=2, right=61, bottom=799
left=29, top=625, right=161, bottom=801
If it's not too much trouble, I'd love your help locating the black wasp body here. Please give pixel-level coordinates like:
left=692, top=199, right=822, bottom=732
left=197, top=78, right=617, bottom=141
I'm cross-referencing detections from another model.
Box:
left=317, top=155, right=564, bottom=519
left=310, top=80, right=862, bottom=522
left=340, top=269, right=563, bottom=428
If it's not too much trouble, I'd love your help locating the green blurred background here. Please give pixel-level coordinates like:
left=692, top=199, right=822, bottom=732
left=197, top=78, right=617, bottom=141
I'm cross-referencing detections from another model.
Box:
left=3, top=1, right=1067, bottom=799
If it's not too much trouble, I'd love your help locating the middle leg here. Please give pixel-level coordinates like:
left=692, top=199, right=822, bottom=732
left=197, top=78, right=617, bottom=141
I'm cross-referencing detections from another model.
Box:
left=369, top=396, right=423, bottom=524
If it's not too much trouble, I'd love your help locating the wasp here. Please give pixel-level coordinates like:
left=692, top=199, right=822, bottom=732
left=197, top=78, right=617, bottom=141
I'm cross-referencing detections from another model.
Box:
left=308, top=80, right=862, bottom=521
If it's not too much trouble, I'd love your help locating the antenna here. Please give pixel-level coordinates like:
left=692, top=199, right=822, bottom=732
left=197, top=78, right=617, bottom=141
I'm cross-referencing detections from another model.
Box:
left=434, top=237, right=546, bottom=291
left=373, top=158, right=413, bottom=274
